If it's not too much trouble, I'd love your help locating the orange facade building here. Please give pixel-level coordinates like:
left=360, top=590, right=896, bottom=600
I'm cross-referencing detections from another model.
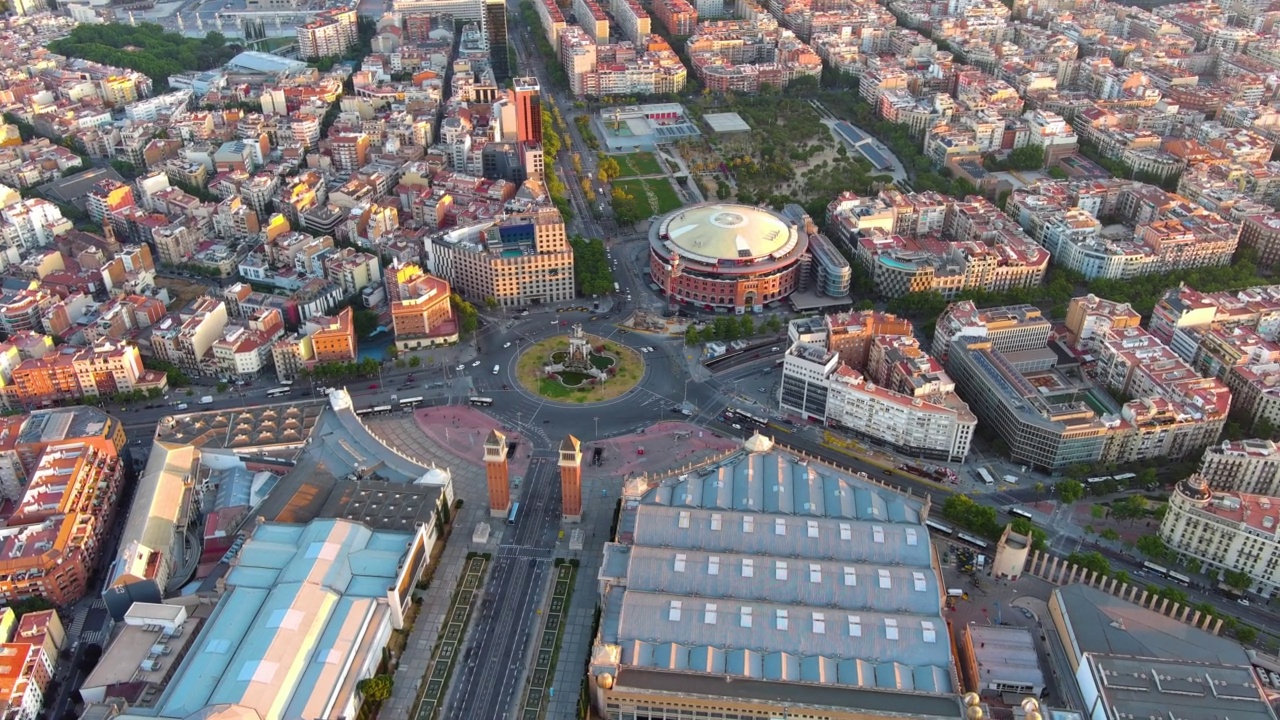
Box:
left=312, top=306, right=358, bottom=362
left=389, top=264, right=457, bottom=350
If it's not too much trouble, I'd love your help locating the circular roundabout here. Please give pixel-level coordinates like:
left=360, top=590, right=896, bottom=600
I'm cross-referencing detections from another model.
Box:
left=514, top=324, right=645, bottom=404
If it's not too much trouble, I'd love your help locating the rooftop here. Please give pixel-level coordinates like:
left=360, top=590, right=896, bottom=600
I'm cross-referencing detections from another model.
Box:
left=654, top=203, right=802, bottom=265
left=153, top=519, right=415, bottom=720
left=601, top=443, right=952, bottom=697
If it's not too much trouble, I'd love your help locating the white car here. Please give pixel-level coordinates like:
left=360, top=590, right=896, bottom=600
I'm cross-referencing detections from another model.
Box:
left=472, top=360, right=481, bottom=367
left=456, top=364, right=465, bottom=371
left=731, top=423, right=742, bottom=430
left=1238, top=598, right=1251, bottom=606
left=503, top=342, right=512, bottom=348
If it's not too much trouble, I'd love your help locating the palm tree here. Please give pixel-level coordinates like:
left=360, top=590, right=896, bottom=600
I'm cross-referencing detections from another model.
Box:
left=1034, top=481, right=1046, bottom=498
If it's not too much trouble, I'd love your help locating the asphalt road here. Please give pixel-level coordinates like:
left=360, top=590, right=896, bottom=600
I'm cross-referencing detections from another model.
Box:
left=444, top=453, right=561, bottom=720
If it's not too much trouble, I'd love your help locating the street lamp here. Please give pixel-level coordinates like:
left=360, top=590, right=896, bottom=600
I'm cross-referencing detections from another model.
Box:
left=683, top=378, right=692, bottom=406
left=594, top=416, right=599, bottom=437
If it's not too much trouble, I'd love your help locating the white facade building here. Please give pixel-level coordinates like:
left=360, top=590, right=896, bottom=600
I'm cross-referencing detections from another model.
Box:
left=1160, top=475, right=1280, bottom=598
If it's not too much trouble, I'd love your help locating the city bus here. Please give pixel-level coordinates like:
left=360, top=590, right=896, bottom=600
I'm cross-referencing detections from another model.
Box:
left=507, top=502, right=520, bottom=525
left=469, top=397, right=494, bottom=407
left=1086, top=476, right=1112, bottom=485
left=726, top=407, right=768, bottom=427
left=371, top=404, right=393, bottom=414
left=1008, top=507, right=1034, bottom=521
left=279, top=379, right=294, bottom=386
left=1166, top=571, right=1191, bottom=586
left=1142, top=561, right=1169, bottom=577
left=266, top=387, right=291, bottom=398
left=956, top=533, right=989, bottom=550
left=1113, top=472, right=1137, bottom=484
left=924, top=519, right=954, bottom=536
left=400, top=396, right=424, bottom=408
left=975, top=468, right=996, bottom=486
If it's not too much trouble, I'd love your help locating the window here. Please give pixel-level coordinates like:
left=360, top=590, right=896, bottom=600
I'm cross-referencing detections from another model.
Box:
left=776, top=609, right=789, bottom=631
left=906, top=528, right=918, bottom=546
left=674, top=554, right=687, bottom=573
left=704, top=603, right=718, bottom=625
left=743, top=516, right=754, bottom=533
left=913, top=571, right=927, bottom=592
left=885, top=618, right=898, bottom=640
left=922, top=620, right=936, bottom=643
left=710, top=513, right=722, bottom=531
left=839, top=522, right=852, bottom=540
left=843, top=566, right=856, bottom=586
left=708, top=556, right=720, bottom=576
left=872, top=525, right=885, bottom=543
left=809, top=563, right=822, bottom=583
left=742, top=558, right=754, bottom=578
left=740, top=606, right=753, bottom=628
left=848, top=615, right=862, bottom=637
left=807, top=520, right=819, bottom=538
left=878, top=569, right=891, bottom=589
left=668, top=600, right=682, bottom=622
left=678, top=511, right=690, bottom=529
left=812, top=612, right=825, bottom=634
left=775, top=561, right=788, bottom=581
left=774, top=518, right=786, bottom=536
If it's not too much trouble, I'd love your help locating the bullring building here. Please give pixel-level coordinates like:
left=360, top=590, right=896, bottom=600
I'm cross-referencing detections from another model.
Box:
left=588, top=433, right=962, bottom=720
left=648, top=203, right=818, bottom=314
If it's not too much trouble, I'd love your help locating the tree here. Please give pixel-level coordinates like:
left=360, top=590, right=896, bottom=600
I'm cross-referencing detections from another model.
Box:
left=1101, top=528, right=1120, bottom=541
left=685, top=325, right=701, bottom=345
left=1235, top=625, right=1258, bottom=644
left=409, top=356, right=422, bottom=368
left=1223, top=569, right=1252, bottom=590
left=1057, top=479, right=1085, bottom=504
left=1112, top=496, right=1148, bottom=525
left=216, top=382, right=228, bottom=394
left=357, top=674, right=394, bottom=701
left=385, top=344, right=399, bottom=361
left=1033, top=481, right=1046, bottom=498
left=1067, top=551, right=1110, bottom=577
left=1136, top=534, right=1169, bottom=561
left=451, top=294, right=479, bottom=335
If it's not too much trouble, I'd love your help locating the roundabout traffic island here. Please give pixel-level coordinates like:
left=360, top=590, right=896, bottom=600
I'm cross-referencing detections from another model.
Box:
left=516, top=323, right=643, bottom=403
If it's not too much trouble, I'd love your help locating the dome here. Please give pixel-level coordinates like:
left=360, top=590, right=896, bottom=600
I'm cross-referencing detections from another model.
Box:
left=597, top=673, right=615, bottom=689
left=657, top=203, right=797, bottom=264
left=1177, top=475, right=1212, bottom=502
left=417, top=465, right=451, bottom=486
left=966, top=706, right=984, bottom=720
left=962, top=692, right=982, bottom=707
left=742, top=432, right=774, bottom=454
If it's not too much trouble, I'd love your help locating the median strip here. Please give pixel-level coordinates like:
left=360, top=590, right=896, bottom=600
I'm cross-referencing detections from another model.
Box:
left=413, top=553, right=489, bottom=720
left=520, top=560, right=577, bottom=720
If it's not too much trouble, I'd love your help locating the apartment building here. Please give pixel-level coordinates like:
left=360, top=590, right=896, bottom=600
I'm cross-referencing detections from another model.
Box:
left=388, top=263, right=458, bottom=350
left=426, top=207, right=574, bottom=307
left=652, top=0, right=697, bottom=36
left=296, top=7, right=359, bottom=60
left=1093, top=326, right=1231, bottom=464
left=271, top=307, right=357, bottom=380
left=1225, top=360, right=1280, bottom=436
left=0, top=408, right=127, bottom=605
left=1160, top=475, right=1280, bottom=598
left=324, top=247, right=382, bottom=299
left=85, top=179, right=135, bottom=224
left=1063, top=294, right=1142, bottom=351
left=1239, top=214, right=1280, bottom=268
left=779, top=313, right=976, bottom=462
left=931, top=301, right=1052, bottom=362
left=0, top=642, right=52, bottom=720
left=8, top=340, right=154, bottom=408
left=1149, top=284, right=1280, bottom=363
left=1199, top=440, right=1280, bottom=496
left=148, top=297, right=230, bottom=377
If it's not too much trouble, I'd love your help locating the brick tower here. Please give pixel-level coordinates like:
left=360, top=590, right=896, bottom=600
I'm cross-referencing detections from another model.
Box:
left=559, top=434, right=582, bottom=522
left=484, top=429, right=511, bottom=517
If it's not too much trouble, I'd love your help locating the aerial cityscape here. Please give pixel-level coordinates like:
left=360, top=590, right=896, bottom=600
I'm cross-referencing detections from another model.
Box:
left=0, top=0, right=1276, bottom=716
